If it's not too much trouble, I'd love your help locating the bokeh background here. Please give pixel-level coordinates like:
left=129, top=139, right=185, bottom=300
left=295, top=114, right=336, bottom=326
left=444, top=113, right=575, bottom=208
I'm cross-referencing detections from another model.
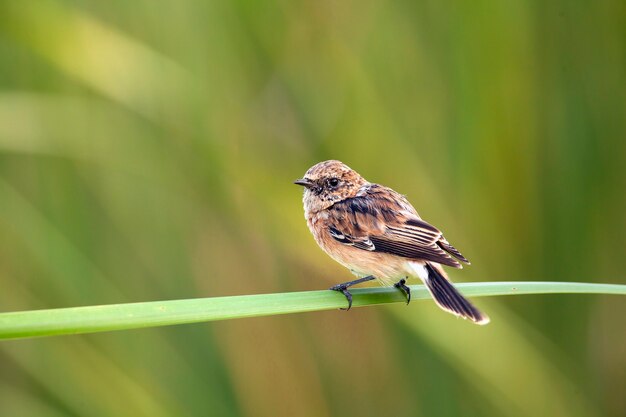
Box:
left=1, top=0, right=625, bottom=416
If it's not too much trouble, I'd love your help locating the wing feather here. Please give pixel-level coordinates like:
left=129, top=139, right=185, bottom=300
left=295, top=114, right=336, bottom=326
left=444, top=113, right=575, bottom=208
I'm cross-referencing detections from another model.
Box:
left=327, top=185, right=470, bottom=267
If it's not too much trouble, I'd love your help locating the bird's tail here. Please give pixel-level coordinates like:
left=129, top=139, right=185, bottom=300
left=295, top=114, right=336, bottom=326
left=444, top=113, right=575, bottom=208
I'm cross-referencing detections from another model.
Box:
left=416, top=262, right=489, bottom=325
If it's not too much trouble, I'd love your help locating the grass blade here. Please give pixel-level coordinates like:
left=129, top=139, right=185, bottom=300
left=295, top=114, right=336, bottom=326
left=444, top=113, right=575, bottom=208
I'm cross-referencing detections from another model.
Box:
left=0, top=281, right=624, bottom=340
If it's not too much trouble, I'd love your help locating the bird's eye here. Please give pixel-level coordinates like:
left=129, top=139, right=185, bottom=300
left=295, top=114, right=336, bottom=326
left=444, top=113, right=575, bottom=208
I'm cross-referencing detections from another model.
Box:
left=328, top=178, right=339, bottom=187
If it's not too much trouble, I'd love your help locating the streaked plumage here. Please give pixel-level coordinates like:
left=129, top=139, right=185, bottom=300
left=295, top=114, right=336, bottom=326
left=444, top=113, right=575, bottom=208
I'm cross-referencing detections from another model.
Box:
left=295, top=160, right=489, bottom=325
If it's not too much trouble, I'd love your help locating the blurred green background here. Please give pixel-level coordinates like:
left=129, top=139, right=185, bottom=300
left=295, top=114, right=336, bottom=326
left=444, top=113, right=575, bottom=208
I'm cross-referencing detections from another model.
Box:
left=0, top=0, right=624, bottom=416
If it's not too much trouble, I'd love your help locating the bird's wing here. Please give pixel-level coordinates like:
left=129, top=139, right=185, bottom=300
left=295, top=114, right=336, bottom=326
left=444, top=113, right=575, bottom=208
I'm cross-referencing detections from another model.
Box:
left=327, top=185, right=469, bottom=268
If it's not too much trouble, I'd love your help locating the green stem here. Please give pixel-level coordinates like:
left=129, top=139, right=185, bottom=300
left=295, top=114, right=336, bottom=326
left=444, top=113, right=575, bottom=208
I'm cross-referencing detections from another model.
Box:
left=1, top=281, right=624, bottom=340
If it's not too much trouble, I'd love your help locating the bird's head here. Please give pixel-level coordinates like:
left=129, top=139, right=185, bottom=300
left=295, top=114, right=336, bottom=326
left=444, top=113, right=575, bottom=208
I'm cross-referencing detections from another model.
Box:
left=294, top=160, right=367, bottom=213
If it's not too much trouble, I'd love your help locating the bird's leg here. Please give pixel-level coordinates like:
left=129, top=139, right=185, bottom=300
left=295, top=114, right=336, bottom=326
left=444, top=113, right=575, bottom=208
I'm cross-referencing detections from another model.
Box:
left=329, top=275, right=376, bottom=311
left=394, top=278, right=411, bottom=305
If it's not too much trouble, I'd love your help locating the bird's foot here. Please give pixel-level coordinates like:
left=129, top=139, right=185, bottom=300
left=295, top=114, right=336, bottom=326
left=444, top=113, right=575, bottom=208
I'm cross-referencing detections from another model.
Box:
left=329, top=283, right=353, bottom=310
left=329, top=275, right=376, bottom=311
left=394, top=278, right=411, bottom=305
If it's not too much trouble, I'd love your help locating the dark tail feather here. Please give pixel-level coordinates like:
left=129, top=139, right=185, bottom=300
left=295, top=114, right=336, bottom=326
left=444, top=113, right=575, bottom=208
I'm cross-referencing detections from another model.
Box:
left=424, top=263, right=489, bottom=325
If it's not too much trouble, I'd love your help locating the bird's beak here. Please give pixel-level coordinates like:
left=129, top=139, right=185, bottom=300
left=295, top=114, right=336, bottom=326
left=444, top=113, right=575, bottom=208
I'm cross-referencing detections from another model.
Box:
left=294, top=178, right=314, bottom=188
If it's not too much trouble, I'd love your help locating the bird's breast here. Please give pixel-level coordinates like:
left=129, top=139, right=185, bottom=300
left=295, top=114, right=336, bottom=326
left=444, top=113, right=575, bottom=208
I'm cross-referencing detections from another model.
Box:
left=306, top=210, right=409, bottom=284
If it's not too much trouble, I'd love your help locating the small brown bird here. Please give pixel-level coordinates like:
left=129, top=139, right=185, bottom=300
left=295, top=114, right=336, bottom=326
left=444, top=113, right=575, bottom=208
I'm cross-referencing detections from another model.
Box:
left=295, top=160, right=489, bottom=325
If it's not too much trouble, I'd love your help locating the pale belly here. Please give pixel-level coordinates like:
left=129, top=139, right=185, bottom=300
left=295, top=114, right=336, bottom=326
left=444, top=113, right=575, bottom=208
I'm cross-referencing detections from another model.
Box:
left=330, top=245, right=417, bottom=285
left=309, top=224, right=417, bottom=286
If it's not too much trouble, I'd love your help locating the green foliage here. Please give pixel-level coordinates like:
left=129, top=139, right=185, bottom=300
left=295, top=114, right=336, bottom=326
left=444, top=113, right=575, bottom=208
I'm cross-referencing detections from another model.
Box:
left=1, top=282, right=624, bottom=340
left=0, top=0, right=624, bottom=416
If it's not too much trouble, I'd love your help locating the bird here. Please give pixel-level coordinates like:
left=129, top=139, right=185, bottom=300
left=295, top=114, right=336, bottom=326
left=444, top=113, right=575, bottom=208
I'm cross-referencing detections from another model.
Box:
left=294, top=160, right=489, bottom=325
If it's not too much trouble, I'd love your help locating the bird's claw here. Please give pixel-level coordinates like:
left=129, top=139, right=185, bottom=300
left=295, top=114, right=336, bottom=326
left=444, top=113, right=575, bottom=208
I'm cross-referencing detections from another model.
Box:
left=330, top=284, right=353, bottom=310
left=329, top=275, right=375, bottom=311
left=394, top=278, right=411, bottom=305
